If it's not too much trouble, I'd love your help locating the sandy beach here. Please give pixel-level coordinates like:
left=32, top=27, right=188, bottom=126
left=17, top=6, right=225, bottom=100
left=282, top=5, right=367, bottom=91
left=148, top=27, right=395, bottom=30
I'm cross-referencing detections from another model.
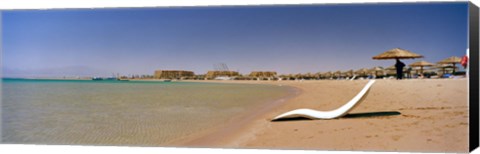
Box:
left=173, top=79, right=469, bottom=153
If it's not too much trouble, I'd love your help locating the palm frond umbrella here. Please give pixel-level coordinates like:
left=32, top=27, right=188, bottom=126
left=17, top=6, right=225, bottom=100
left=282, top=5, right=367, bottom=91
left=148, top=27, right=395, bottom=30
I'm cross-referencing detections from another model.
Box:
left=426, top=67, right=440, bottom=76
left=385, top=65, right=396, bottom=76
left=314, top=72, right=322, bottom=79
left=370, top=66, right=384, bottom=77
left=323, top=71, right=333, bottom=79
left=386, top=70, right=397, bottom=76
left=318, top=72, right=325, bottom=79
left=435, top=64, right=458, bottom=74
left=294, top=73, right=302, bottom=79
left=282, top=74, right=288, bottom=80
left=340, top=71, right=348, bottom=78
left=411, top=67, right=420, bottom=74
left=437, top=56, right=461, bottom=74
left=290, top=74, right=296, bottom=80
left=343, top=69, right=354, bottom=78
left=385, top=65, right=396, bottom=70
left=372, top=48, right=423, bottom=77
left=409, top=60, right=435, bottom=74
left=305, top=72, right=313, bottom=79
left=355, top=68, right=370, bottom=77
left=279, top=74, right=288, bottom=80
left=372, top=48, right=424, bottom=60
left=445, top=67, right=459, bottom=74
left=333, top=71, right=342, bottom=78
left=423, top=67, right=437, bottom=73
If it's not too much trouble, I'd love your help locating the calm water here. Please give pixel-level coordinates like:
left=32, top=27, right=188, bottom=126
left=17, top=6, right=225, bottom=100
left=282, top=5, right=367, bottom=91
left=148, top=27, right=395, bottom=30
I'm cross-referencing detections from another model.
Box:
left=1, top=79, right=293, bottom=146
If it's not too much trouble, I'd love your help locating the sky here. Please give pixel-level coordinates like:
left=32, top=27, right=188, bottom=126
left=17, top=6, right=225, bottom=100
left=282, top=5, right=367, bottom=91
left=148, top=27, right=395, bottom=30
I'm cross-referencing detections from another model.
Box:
left=2, top=2, right=469, bottom=77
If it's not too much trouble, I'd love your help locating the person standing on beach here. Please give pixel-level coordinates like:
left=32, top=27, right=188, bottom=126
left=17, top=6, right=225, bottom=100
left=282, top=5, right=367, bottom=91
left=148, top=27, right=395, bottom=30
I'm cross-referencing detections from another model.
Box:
left=395, top=58, right=406, bottom=80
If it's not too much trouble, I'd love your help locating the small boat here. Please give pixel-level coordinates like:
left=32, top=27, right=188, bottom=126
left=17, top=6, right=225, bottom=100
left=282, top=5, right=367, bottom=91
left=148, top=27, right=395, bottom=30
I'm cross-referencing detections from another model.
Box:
left=92, top=77, right=119, bottom=81
left=92, top=77, right=103, bottom=80
left=164, top=79, right=172, bottom=82
left=105, top=77, right=118, bottom=81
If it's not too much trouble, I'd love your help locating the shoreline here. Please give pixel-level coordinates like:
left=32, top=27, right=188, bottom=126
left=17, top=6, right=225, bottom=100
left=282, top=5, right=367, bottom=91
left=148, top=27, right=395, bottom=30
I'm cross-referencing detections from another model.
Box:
left=164, top=81, right=302, bottom=147
left=167, top=79, right=469, bottom=153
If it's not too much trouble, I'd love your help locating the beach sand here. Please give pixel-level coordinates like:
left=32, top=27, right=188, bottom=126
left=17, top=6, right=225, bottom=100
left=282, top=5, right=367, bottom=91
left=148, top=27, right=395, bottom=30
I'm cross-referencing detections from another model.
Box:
left=173, top=79, right=469, bottom=153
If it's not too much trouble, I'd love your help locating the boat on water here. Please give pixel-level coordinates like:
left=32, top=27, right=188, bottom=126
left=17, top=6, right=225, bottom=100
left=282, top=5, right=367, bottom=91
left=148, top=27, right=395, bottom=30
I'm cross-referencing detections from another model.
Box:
left=92, top=77, right=104, bottom=80
left=163, top=79, right=172, bottom=82
left=105, top=77, right=118, bottom=80
left=91, top=77, right=119, bottom=81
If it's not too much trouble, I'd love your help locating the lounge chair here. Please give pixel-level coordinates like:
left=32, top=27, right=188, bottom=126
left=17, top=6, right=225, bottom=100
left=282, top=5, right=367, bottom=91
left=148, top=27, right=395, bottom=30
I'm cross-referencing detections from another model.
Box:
left=272, top=80, right=376, bottom=120
left=350, top=75, right=357, bottom=80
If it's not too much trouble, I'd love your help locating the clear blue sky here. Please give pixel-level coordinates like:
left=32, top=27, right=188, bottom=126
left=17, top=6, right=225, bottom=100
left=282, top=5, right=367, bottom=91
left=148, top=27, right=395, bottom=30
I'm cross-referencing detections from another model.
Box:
left=2, top=2, right=468, bottom=77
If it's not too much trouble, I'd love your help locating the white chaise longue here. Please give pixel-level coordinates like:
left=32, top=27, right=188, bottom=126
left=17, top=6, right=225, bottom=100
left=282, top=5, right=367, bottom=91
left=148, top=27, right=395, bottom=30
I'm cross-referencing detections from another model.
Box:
left=272, top=80, right=376, bottom=120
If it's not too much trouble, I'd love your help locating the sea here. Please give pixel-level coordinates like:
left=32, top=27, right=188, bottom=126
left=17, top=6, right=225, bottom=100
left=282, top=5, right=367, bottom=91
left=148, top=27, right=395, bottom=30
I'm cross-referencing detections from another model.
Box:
left=1, top=78, right=293, bottom=146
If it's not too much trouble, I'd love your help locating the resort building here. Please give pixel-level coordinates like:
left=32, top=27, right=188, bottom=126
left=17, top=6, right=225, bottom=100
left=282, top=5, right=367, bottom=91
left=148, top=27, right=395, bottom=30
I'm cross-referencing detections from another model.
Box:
left=249, top=71, right=277, bottom=79
left=154, top=70, right=194, bottom=79
left=205, top=71, right=239, bottom=79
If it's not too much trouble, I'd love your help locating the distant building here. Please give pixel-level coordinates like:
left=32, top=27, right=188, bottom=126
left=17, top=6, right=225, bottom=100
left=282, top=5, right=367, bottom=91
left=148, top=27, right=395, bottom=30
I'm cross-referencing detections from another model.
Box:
left=249, top=71, right=277, bottom=78
left=205, top=71, right=239, bottom=79
left=154, top=70, right=194, bottom=79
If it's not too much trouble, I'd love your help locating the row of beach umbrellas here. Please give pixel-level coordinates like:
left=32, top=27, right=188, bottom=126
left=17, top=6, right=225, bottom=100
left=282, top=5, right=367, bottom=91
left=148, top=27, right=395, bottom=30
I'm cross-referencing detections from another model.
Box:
left=291, top=48, right=462, bottom=79
left=314, top=48, right=462, bottom=78
left=277, top=65, right=458, bottom=79
left=372, top=48, right=463, bottom=74
left=280, top=66, right=458, bottom=79
left=271, top=48, right=462, bottom=79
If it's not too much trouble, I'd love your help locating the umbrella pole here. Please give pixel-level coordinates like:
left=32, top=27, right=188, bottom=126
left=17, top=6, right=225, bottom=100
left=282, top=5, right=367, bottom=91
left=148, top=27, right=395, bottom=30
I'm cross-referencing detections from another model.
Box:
left=452, top=63, right=456, bottom=74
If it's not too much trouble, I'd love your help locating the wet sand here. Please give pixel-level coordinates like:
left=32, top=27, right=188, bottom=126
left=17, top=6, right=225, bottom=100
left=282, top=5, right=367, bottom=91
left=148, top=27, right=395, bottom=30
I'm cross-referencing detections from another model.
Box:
left=175, top=79, right=469, bottom=153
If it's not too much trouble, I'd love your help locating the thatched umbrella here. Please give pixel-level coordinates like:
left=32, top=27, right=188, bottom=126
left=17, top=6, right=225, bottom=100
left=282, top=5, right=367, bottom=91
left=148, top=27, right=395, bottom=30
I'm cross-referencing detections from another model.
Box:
left=372, top=48, right=424, bottom=60
left=282, top=74, right=291, bottom=80
left=372, top=48, right=423, bottom=78
left=294, top=73, right=303, bottom=79
left=409, top=60, right=435, bottom=74
left=323, top=71, right=333, bottom=79
left=343, top=69, right=354, bottom=77
left=435, top=64, right=458, bottom=74
left=437, top=56, right=461, bottom=74
left=314, top=72, right=322, bottom=79
left=423, top=67, right=437, bottom=73
left=385, top=65, right=396, bottom=70
left=410, top=67, right=419, bottom=74
left=384, top=65, right=396, bottom=75
left=333, top=71, right=342, bottom=78
left=369, top=66, right=384, bottom=77
left=340, top=71, right=348, bottom=78
left=319, top=72, right=325, bottom=79
left=355, top=68, right=370, bottom=77
left=305, top=72, right=313, bottom=79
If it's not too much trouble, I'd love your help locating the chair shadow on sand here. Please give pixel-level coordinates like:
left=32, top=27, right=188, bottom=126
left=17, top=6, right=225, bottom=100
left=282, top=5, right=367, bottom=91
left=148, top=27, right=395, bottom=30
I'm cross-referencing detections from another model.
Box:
left=271, top=111, right=401, bottom=122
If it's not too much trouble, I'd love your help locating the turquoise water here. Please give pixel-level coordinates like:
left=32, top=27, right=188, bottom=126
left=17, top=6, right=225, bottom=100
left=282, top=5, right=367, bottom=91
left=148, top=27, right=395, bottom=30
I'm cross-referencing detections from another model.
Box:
left=1, top=78, right=293, bottom=146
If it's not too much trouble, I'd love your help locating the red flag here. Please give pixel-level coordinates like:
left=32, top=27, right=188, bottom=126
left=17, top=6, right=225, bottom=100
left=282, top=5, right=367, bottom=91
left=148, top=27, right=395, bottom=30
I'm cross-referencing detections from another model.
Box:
left=461, top=55, right=468, bottom=68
